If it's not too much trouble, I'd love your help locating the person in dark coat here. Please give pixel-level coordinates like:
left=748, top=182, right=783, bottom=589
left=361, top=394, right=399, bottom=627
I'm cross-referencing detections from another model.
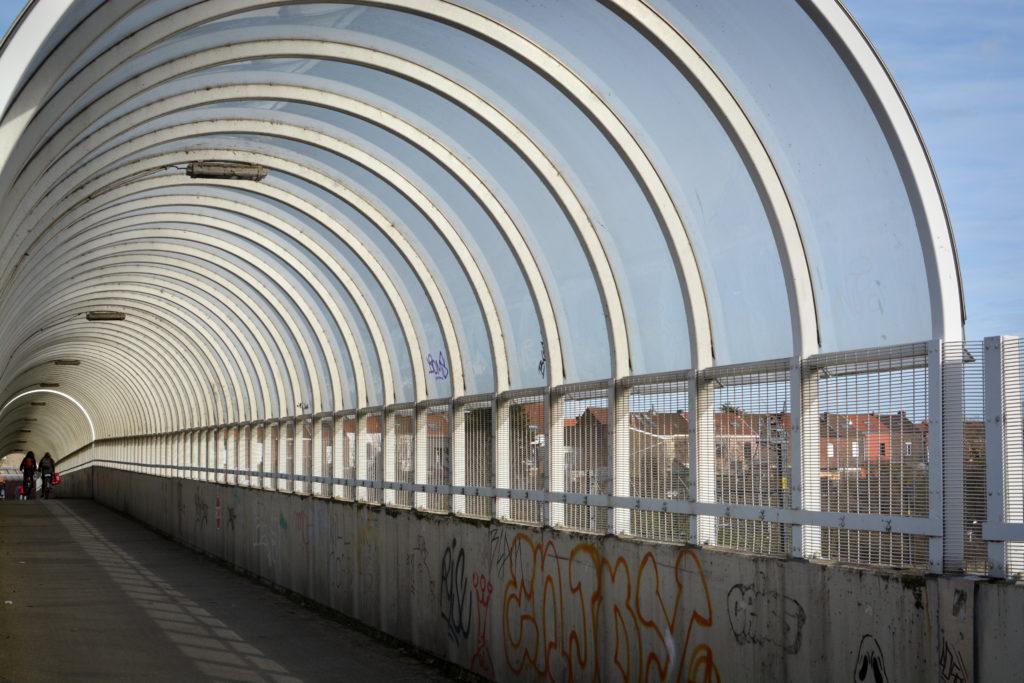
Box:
left=19, top=451, right=36, bottom=500
left=39, top=453, right=55, bottom=498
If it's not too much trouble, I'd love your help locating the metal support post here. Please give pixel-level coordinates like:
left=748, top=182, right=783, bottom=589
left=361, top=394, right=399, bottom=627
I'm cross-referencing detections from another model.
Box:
left=494, top=397, right=510, bottom=520
left=383, top=410, right=396, bottom=505
left=610, top=381, right=631, bottom=535
left=414, top=406, right=428, bottom=509
left=547, top=389, right=565, bottom=528
left=792, top=357, right=822, bottom=558
left=451, top=400, right=466, bottom=515
left=690, top=373, right=716, bottom=544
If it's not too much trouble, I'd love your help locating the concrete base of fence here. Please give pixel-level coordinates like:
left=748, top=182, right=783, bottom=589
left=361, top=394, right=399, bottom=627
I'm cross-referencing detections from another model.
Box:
left=57, top=467, right=1022, bottom=682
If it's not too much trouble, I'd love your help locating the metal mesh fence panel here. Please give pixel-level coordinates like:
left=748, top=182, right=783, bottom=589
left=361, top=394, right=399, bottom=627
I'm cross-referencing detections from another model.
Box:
left=557, top=387, right=609, bottom=533
left=268, top=422, right=281, bottom=491
left=392, top=408, right=415, bottom=508
left=815, top=344, right=930, bottom=569
left=339, top=415, right=355, bottom=500
left=253, top=424, right=267, bottom=488
left=239, top=424, right=250, bottom=487
left=314, top=417, right=332, bottom=497
left=509, top=395, right=544, bottom=524
left=627, top=377, right=690, bottom=542
left=297, top=418, right=312, bottom=494
left=279, top=420, right=294, bottom=492
left=463, top=401, right=493, bottom=519
left=953, top=341, right=987, bottom=573
left=709, top=365, right=791, bottom=555
left=365, top=412, right=383, bottom=504
left=425, top=404, right=451, bottom=513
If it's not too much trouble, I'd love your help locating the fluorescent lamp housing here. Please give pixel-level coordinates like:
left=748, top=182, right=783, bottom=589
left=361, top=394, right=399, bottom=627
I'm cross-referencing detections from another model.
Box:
left=54, top=359, right=81, bottom=365
left=39, top=382, right=59, bottom=388
left=186, top=161, right=267, bottom=181
left=86, top=311, right=125, bottom=321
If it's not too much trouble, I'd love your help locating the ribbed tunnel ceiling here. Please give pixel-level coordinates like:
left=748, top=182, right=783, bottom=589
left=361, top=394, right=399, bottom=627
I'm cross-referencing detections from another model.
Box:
left=0, top=0, right=963, bottom=458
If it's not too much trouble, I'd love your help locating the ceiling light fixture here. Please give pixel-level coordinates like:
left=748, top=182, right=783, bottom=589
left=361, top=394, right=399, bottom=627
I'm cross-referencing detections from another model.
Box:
left=186, top=161, right=267, bottom=181
left=39, top=382, right=59, bottom=388
left=54, top=359, right=81, bottom=365
left=86, top=311, right=125, bottom=321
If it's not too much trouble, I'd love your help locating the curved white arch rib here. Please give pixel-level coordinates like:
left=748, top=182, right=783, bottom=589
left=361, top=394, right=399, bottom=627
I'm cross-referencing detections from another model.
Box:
left=38, top=228, right=326, bottom=419
left=1, top=389, right=96, bottom=443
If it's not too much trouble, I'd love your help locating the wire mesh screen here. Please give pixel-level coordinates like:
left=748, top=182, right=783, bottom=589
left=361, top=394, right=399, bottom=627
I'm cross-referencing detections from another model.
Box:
left=280, top=421, right=294, bottom=492
left=1007, top=339, right=1024, bottom=575
left=948, top=341, right=987, bottom=573
left=314, top=418, right=332, bottom=497
left=338, top=415, right=355, bottom=500
left=296, top=419, right=312, bottom=494
left=627, top=377, right=690, bottom=542
left=365, top=413, right=383, bottom=504
left=392, top=409, right=415, bottom=507
left=253, top=424, right=266, bottom=488
left=709, top=366, right=792, bottom=555
left=267, top=422, right=280, bottom=491
left=815, top=345, right=930, bottom=569
left=509, top=395, right=544, bottom=524
left=557, top=387, right=609, bottom=533
left=238, top=424, right=250, bottom=487
left=425, top=404, right=451, bottom=513
left=463, top=401, right=493, bottom=519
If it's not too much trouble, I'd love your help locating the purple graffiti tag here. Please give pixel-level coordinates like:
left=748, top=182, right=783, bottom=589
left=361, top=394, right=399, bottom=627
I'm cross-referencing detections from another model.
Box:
left=427, top=350, right=449, bottom=381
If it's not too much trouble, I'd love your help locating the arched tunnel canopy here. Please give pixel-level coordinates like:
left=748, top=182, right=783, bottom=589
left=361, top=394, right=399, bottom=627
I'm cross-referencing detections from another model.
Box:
left=0, top=0, right=963, bottom=459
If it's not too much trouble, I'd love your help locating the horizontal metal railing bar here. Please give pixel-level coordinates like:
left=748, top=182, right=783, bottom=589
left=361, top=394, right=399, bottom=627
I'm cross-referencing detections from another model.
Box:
left=982, top=522, right=1024, bottom=543
left=68, top=460, right=940, bottom=536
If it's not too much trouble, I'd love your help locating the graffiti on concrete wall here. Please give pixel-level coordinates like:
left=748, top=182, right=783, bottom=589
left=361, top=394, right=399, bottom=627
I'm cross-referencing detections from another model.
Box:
left=408, top=535, right=436, bottom=602
left=939, top=638, right=967, bottom=683
left=194, top=490, right=208, bottom=529
left=441, top=538, right=472, bottom=643
left=490, top=527, right=525, bottom=580
left=502, top=533, right=719, bottom=682
left=854, top=635, right=889, bottom=683
left=726, top=574, right=806, bottom=654
left=471, top=573, right=495, bottom=678
left=252, top=500, right=279, bottom=575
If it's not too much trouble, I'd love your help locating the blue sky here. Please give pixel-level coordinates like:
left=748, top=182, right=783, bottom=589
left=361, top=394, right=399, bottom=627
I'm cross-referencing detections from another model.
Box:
left=1, top=0, right=1021, bottom=341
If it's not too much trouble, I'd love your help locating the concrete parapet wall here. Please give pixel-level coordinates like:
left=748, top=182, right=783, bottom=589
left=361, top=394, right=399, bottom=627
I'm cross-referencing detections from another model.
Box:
left=64, top=468, right=1022, bottom=682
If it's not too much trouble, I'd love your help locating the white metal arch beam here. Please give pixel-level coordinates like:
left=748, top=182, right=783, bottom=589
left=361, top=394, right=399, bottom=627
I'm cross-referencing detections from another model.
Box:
left=81, top=262, right=274, bottom=423
left=798, top=0, right=963, bottom=341
left=14, top=292, right=230, bottom=430
left=48, top=147, right=468, bottom=400
left=2, top=346, right=162, bottom=436
left=24, top=232, right=314, bottom=420
left=3, top=319, right=197, bottom=438
left=17, top=118, right=505, bottom=395
left=68, top=215, right=344, bottom=415
left=601, top=0, right=819, bottom=356
left=2, top=5, right=698, bottom=374
left=28, top=67, right=596, bottom=386
left=72, top=188, right=394, bottom=407
left=35, top=270, right=259, bottom=426
left=53, top=195, right=367, bottom=411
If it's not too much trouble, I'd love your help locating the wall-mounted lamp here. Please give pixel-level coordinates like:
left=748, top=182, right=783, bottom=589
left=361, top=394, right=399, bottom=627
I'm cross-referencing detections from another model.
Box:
left=187, top=161, right=267, bottom=181
left=86, top=311, right=125, bottom=321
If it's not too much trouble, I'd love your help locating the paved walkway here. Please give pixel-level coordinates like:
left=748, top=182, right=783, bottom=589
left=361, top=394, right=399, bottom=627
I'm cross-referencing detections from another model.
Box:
left=0, top=499, right=463, bottom=682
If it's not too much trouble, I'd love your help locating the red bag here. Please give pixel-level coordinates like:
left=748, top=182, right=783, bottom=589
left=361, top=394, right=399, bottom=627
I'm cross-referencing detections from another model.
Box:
left=18, top=485, right=24, bottom=496
left=52, top=472, right=61, bottom=485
